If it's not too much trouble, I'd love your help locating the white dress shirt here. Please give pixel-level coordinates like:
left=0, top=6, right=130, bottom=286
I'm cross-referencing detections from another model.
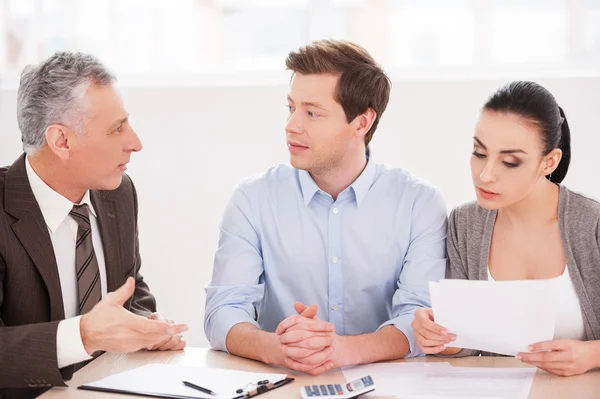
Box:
left=25, top=157, right=108, bottom=368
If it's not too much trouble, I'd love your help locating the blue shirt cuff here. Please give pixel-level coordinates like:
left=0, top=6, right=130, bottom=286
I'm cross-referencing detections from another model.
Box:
left=206, top=307, right=260, bottom=352
left=378, top=312, right=422, bottom=358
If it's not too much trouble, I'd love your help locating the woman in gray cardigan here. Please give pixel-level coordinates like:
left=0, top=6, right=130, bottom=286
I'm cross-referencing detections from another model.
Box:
left=411, top=81, right=600, bottom=377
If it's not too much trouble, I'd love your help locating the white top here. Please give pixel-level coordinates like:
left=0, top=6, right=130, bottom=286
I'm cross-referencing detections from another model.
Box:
left=488, top=266, right=586, bottom=341
left=26, top=156, right=108, bottom=368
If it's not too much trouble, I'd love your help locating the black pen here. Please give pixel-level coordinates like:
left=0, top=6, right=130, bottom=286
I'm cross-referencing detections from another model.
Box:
left=182, top=380, right=217, bottom=396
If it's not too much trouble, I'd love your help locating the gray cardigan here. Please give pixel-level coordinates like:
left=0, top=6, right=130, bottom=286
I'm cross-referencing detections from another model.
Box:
left=441, top=184, right=600, bottom=357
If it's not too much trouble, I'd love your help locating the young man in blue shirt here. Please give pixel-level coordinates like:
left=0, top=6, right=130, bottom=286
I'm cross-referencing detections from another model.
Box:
left=205, top=40, right=447, bottom=375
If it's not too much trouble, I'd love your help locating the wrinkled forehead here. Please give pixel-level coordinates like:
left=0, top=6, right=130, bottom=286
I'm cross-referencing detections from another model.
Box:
left=83, top=84, right=127, bottom=127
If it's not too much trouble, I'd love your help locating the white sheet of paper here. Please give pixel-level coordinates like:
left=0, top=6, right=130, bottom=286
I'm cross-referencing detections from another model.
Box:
left=402, top=367, right=536, bottom=399
left=83, top=363, right=288, bottom=399
left=430, top=278, right=558, bottom=355
left=342, top=362, right=452, bottom=397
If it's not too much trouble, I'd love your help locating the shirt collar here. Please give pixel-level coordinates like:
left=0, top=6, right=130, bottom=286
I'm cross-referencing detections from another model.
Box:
left=298, top=147, right=376, bottom=208
left=349, top=151, right=376, bottom=207
left=26, top=156, right=97, bottom=234
left=299, top=169, right=321, bottom=207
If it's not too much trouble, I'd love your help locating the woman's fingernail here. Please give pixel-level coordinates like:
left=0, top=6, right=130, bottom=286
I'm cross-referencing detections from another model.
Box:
left=528, top=345, right=534, bottom=351
left=516, top=355, right=522, bottom=360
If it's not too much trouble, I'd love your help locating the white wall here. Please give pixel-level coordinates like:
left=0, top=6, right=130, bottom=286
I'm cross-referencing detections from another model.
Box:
left=1, top=77, right=599, bottom=347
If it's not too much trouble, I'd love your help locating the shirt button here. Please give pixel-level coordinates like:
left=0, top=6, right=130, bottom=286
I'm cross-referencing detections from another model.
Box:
left=332, top=256, right=339, bottom=263
left=332, top=304, right=340, bottom=311
left=333, top=207, right=339, bottom=214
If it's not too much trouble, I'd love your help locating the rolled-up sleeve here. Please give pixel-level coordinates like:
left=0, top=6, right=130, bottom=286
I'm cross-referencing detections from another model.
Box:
left=378, top=186, right=447, bottom=358
left=204, top=186, right=265, bottom=352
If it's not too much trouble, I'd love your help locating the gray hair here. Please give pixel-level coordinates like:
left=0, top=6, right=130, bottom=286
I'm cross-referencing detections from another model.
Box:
left=17, top=52, right=116, bottom=154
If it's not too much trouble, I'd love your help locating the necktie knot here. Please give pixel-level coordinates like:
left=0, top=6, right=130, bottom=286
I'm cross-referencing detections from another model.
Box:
left=70, top=204, right=91, bottom=229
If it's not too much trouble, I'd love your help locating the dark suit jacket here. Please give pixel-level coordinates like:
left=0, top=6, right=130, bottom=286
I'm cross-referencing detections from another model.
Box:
left=0, top=154, right=156, bottom=396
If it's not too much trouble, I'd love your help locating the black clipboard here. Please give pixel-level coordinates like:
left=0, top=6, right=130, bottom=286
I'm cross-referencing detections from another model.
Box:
left=78, top=377, right=295, bottom=399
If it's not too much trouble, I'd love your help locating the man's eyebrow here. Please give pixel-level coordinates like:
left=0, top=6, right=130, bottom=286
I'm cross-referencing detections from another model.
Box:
left=107, top=115, right=129, bottom=131
left=288, top=96, right=327, bottom=111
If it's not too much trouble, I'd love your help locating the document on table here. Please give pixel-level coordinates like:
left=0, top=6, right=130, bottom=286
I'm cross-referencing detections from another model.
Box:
left=430, top=278, right=558, bottom=355
left=343, top=363, right=535, bottom=399
left=401, top=367, right=536, bottom=399
left=342, top=362, right=452, bottom=397
left=80, top=363, right=288, bottom=399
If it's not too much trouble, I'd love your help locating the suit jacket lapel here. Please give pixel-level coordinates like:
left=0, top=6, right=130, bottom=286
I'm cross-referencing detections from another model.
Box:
left=91, top=191, right=122, bottom=293
left=5, top=154, right=65, bottom=321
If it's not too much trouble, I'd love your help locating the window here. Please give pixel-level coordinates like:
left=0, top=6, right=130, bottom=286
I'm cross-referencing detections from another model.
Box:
left=0, top=0, right=598, bottom=87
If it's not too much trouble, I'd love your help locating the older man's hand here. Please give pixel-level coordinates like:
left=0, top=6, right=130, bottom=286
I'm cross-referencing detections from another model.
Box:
left=80, top=278, right=188, bottom=355
left=145, top=312, right=187, bottom=351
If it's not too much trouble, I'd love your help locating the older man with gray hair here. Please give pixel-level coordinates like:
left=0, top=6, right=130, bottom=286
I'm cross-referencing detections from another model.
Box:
left=0, top=52, right=187, bottom=396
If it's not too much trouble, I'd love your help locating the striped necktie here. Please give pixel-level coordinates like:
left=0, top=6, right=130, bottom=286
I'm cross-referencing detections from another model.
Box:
left=69, top=204, right=102, bottom=315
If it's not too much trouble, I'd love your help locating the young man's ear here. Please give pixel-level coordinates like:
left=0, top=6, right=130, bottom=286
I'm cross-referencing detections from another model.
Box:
left=353, top=108, right=377, bottom=139
left=44, top=124, right=72, bottom=160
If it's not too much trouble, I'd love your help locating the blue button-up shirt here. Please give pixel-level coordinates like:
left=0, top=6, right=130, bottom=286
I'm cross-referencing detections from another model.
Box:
left=205, top=157, right=447, bottom=357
